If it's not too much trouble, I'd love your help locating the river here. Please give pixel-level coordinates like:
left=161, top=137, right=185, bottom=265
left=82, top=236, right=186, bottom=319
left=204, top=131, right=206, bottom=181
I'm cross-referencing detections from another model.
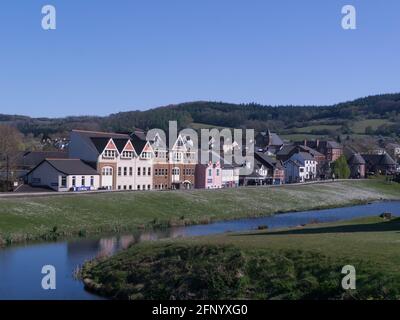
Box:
left=0, top=201, right=399, bottom=300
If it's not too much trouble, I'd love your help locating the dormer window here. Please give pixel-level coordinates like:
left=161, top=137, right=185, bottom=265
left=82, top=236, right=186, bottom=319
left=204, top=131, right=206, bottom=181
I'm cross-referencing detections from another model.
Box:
left=103, top=150, right=116, bottom=158
left=141, top=151, right=151, bottom=159
left=121, top=151, right=133, bottom=159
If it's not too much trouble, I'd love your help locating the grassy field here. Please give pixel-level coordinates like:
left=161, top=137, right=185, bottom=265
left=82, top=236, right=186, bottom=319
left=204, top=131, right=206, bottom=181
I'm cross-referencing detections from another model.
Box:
left=351, top=119, right=393, bottom=134
left=0, top=180, right=399, bottom=245
left=81, top=215, right=400, bottom=300
left=290, top=124, right=341, bottom=133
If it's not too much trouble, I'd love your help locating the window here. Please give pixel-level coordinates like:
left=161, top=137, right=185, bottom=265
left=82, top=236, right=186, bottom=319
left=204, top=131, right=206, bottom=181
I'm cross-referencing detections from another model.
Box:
left=172, top=168, right=180, bottom=175
left=103, top=150, right=116, bottom=158
left=147, top=185, right=151, bottom=190
left=137, top=185, right=141, bottom=190
left=216, top=169, right=220, bottom=176
left=90, top=176, right=94, bottom=186
left=129, top=185, right=132, bottom=190
left=141, top=152, right=151, bottom=159
left=81, top=176, right=85, bottom=186
left=165, top=169, right=168, bottom=176
left=123, top=185, right=127, bottom=190
left=118, top=186, right=121, bottom=190
left=118, top=167, right=121, bottom=176
left=124, top=167, right=127, bottom=176
left=148, top=167, right=151, bottom=176
left=122, top=151, right=133, bottom=158
left=61, top=176, right=67, bottom=188
left=155, top=169, right=158, bottom=176
left=102, top=167, right=113, bottom=176
left=72, top=176, right=76, bottom=186
left=174, top=152, right=182, bottom=161
left=129, top=167, right=133, bottom=176
left=142, top=167, right=146, bottom=176
left=137, top=167, right=141, bottom=176
left=208, top=169, right=212, bottom=177
left=142, top=185, right=146, bottom=190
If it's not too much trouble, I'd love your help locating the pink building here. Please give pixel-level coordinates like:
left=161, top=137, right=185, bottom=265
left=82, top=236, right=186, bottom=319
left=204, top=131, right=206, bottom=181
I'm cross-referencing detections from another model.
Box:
left=195, top=162, right=222, bottom=189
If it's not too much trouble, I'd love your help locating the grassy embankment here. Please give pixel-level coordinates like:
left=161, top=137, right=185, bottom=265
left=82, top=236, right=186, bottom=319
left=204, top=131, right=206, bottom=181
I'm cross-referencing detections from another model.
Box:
left=0, top=180, right=399, bottom=245
left=80, top=215, right=400, bottom=300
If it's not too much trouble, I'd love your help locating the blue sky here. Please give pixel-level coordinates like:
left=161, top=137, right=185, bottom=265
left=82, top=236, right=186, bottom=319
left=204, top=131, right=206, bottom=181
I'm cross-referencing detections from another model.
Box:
left=0, top=0, right=399, bottom=117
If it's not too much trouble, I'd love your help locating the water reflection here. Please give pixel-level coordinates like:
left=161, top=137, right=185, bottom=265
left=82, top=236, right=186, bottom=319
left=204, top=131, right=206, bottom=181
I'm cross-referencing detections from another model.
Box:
left=1, top=201, right=399, bottom=300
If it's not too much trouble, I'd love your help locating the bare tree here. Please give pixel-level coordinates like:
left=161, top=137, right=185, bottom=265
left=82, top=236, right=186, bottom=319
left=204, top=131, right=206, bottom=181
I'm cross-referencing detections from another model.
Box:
left=0, top=124, right=23, bottom=184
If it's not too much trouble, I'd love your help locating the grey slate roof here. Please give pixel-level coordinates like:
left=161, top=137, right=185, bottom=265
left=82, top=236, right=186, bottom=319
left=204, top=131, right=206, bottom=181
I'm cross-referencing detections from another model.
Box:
left=15, top=151, right=68, bottom=168
left=348, top=153, right=366, bottom=165
left=269, top=133, right=284, bottom=146
left=297, top=152, right=315, bottom=161
left=361, top=154, right=396, bottom=166
left=30, top=159, right=99, bottom=176
left=72, top=130, right=147, bottom=155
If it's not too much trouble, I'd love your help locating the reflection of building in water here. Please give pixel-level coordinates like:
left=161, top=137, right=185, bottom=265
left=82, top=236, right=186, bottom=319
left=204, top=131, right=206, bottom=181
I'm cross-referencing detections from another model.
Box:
left=139, top=232, right=161, bottom=242
left=119, top=235, right=135, bottom=249
left=67, top=240, right=101, bottom=260
left=169, top=228, right=187, bottom=239
left=98, top=237, right=117, bottom=257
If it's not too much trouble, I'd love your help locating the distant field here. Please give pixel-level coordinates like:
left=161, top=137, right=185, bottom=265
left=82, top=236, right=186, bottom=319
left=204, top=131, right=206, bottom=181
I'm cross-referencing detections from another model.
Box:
left=351, top=119, right=392, bottom=134
left=81, top=215, right=400, bottom=300
left=189, top=122, right=229, bottom=130
left=281, top=133, right=329, bottom=142
left=291, top=124, right=341, bottom=133
left=0, top=180, right=399, bottom=245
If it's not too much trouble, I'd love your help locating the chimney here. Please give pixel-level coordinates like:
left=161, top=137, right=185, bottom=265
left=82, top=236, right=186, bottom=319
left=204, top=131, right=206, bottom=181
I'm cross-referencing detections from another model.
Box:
left=304, top=139, right=307, bottom=147
left=316, top=139, right=320, bottom=148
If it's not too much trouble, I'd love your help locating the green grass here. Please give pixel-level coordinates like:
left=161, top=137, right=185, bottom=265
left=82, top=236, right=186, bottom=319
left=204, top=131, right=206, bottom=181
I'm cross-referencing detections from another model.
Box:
left=80, top=216, right=400, bottom=300
left=351, top=119, right=393, bottom=134
left=290, top=124, right=341, bottom=134
left=190, top=122, right=229, bottom=130
left=280, top=133, right=329, bottom=141
left=0, top=180, right=399, bottom=245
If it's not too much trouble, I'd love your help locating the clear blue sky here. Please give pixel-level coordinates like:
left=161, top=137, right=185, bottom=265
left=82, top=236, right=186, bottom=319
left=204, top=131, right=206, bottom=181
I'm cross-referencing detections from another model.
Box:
left=0, top=0, right=399, bottom=117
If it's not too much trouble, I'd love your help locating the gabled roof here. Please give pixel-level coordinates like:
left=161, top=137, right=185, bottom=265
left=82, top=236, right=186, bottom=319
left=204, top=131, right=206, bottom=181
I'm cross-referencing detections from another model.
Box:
left=90, top=137, right=112, bottom=153
left=348, top=153, right=366, bottom=165
left=256, top=131, right=284, bottom=148
left=255, top=152, right=285, bottom=171
left=72, top=130, right=131, bottom=155
left=28, top=159, right=99, bottom=176
left=361, top=154, right=396, bottom=166
left=298, top=145, right=324, bottom=158
left=297, top=152, right=315, bottom=161
left=130, top=134, right=148, bottom=154
left=326, top=141, right=342, bottom=149
left=269, top=133, right=284, bottom=146
left=15, top=151, right=68, bottom=168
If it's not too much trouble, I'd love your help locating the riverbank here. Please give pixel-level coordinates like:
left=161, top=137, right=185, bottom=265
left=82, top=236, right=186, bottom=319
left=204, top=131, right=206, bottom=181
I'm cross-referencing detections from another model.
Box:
left=80, top=215, right=400, bottom=300
left=0, top=180, right=399, bottom=245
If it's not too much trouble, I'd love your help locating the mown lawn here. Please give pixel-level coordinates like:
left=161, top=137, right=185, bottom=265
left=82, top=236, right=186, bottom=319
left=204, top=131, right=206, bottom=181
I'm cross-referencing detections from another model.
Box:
left=81, top=216, right=400, bottom=300
left=0, top=180, right=399, bottom=244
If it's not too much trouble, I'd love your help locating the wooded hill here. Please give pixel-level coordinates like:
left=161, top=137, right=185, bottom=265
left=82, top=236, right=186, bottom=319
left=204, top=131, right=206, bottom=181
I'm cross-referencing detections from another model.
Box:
left=1, top=93, right=399, bottom=139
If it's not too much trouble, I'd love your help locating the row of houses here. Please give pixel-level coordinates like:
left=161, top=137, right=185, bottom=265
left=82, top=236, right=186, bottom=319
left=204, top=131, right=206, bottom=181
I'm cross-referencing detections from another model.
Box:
left=26, top=129, right=240, bottom=192
left=23, top=129, right=400, bottom=192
